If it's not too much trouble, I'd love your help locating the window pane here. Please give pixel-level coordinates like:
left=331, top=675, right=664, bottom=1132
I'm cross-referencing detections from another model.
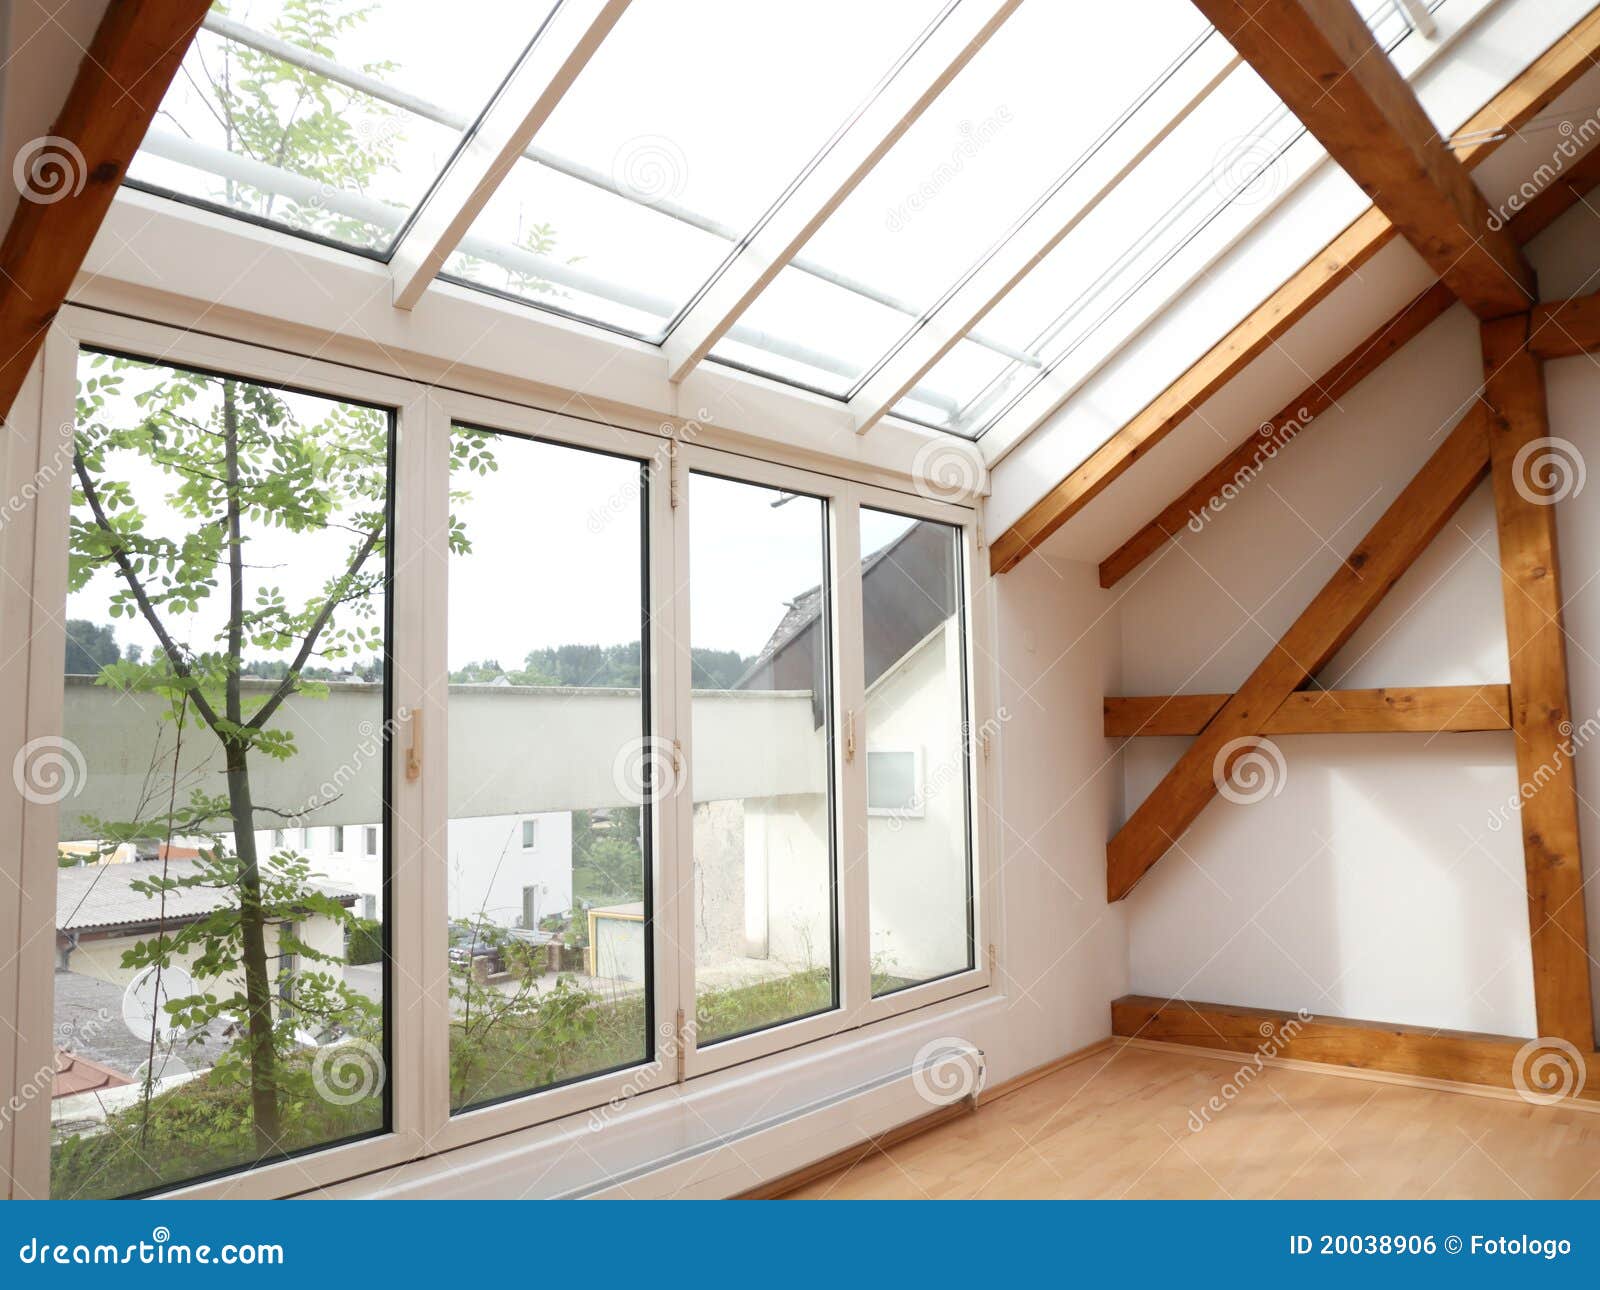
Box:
left=446, top=0, right=946, bottom=339
left=708, top=1, right=1210, bottom=398
left=861, top=509, right=971, bottom=994
left=690, top=474, right=835, bottom=1043
left=52, top=354, right=391, bottom=1198
left=446, top=428, right=650, bottom=1111
left=125, top=1, right=558, bottom=253
left=907, top=0, right=1421, bottom=435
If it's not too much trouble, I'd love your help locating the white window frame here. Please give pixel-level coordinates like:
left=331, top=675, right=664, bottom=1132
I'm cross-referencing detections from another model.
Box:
left=520, top=819, right=538, bottom=851
left=1, top=301, right=997, bottom=1199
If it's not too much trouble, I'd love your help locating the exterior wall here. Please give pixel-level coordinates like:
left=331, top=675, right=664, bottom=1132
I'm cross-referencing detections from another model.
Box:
left=445, top=812, right=573, bottom=927
left=861, top=620, right=969, bottom=981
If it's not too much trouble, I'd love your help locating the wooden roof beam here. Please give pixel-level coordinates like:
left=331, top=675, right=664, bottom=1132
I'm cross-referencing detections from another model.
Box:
left=1195, top=0, right=1534, bottom=318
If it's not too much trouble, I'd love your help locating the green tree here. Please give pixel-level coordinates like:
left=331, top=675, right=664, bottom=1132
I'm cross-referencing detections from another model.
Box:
left=62, top=619, right=120, bottom=675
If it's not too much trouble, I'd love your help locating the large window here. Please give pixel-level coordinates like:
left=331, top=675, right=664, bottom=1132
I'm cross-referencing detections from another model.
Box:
left=20, top=321, right=987, bottom=1196
left=51, top=353, right=392, bottom=1198
left=860, top=509, right=973, bottom=993
left=445, top=427, right=651, bottom=1110
left=689, top=474, right=837, bottom=1043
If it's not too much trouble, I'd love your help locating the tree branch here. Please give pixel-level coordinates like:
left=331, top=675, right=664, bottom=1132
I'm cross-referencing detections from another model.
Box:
left=247, top=518, right=384, bottom=732
left=73, top=450, right=223, bottom=733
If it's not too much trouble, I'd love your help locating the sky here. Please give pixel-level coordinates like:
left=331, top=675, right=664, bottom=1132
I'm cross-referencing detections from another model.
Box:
left=68, top=356, right=920, bottom=672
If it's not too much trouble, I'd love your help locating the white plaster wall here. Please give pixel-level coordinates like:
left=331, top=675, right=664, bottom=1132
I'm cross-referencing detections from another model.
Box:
left=989, top=554, right=1128, bottom=1081
left=1114, top=196, right=1600, bottom=1039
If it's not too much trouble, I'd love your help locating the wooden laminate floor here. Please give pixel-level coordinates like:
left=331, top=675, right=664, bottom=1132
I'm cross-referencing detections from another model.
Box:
left=783, top=1042, right=1600, bottom=1199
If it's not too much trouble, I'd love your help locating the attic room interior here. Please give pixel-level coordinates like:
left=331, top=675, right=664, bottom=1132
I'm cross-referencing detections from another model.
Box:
left=10, top=0, right=1600, bottom=1220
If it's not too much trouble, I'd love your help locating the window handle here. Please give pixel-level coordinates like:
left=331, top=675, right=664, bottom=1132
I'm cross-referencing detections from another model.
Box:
left=844, top=708, right=856, bottom=763
left=405, top=707, right=422, bottom=782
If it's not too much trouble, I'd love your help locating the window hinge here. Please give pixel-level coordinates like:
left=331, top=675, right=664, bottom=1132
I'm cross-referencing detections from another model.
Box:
left=675, top=1007, right=688, bottom=1083
left=987, top=943, right=997, bottom=974
left=844, top=708, right=856, bottom=763
left=670, top=738, right=684, bottom=777
left=980, top=727, right=991, bottom=763
left=667, top=439, right=682, bottom=509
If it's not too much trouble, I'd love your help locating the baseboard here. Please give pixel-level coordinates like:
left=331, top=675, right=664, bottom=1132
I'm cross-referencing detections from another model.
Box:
left=748, top=1034, right=1117, bottom=1198
left=737, top=1097, right=974, bottom=1199
left=976, top=1037, right=1114, bottom=1105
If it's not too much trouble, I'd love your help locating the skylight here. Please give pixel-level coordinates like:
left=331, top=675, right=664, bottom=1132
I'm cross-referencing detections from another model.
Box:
left=126, top=1, right=560, bottom=255
left=441, top=0, right=950, bottom=340
left=705, top=1, right=1213, bottom=406
left=117, top=0, right=1456, bottom=446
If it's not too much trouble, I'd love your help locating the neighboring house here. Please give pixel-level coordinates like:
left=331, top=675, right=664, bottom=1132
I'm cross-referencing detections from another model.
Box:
left=55, top=857, right=356, bottom=990
left=604, top=520, right=970, bottom=988
left=239, top=811, right=575, bottom=930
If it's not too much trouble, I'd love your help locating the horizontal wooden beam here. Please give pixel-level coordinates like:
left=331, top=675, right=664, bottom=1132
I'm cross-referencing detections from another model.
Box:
left=988, top=9, right=1600, bottom=576
left=1111, top=996, right=1588, bottom=1099
left=1098, top=138, right=1600, bottom=589
left=1528, top=291, right=1600, bottom=360
left=1105, top=685, right=1511, bottom=737
left=1197, top=0, right=1535, bottom=318
left=1106, top=408, right=1490, bottom=901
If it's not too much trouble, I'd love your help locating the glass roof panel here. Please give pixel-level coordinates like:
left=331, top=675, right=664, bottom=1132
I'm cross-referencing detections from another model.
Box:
left=705, top=0, right=1214, bottom=402
left=442, top=0, right=949, bottom=339
left=125, top=0, right=557, bottom=255
left=902, top=0, right=1423, bottom=435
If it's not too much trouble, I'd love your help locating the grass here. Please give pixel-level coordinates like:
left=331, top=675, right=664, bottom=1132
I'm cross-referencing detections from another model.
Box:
left=52, top=967, right=892, bottom=1197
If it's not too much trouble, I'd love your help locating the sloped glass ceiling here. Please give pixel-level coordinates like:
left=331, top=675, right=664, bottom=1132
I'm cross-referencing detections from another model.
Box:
left=127, top=0, right=560, bottom=254
left=125, top=0, right=1444, bottom=438
left=443, top=0, right=950, bottom=338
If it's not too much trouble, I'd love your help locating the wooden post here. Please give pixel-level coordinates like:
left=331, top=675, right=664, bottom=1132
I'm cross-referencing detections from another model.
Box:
left=1483, top=314, right=1595, bottom=1051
